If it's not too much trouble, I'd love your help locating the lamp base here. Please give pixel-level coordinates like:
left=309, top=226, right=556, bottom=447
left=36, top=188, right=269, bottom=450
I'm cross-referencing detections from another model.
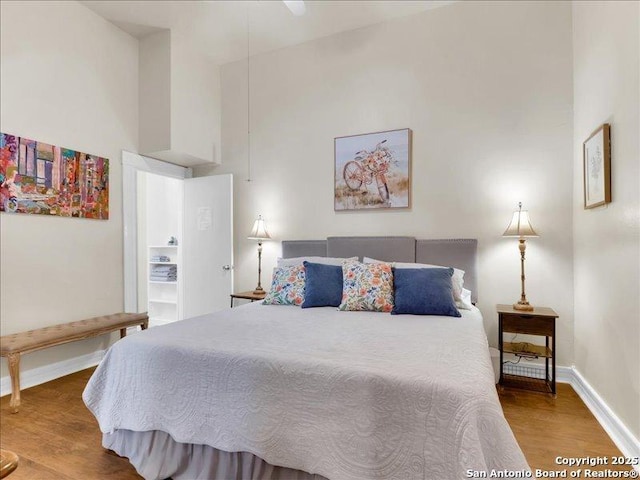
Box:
left=513, top=301, right=534, bottom=311
left=253, top=286, right=265, bottom=295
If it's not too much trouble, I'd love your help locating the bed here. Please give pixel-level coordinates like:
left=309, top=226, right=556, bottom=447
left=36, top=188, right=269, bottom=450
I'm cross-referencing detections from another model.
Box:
left=83, top=237, right=529, bottom=480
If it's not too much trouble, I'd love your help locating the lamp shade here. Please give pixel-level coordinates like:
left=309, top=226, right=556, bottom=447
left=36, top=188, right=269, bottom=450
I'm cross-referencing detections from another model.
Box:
left=503, top=203, right=538, bottom=237
left=248, top=215, right=271, bottom=240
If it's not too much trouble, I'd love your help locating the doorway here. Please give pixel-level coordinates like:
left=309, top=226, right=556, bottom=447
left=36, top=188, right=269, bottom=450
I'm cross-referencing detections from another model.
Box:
left=122, top=151, right=233, bottom=326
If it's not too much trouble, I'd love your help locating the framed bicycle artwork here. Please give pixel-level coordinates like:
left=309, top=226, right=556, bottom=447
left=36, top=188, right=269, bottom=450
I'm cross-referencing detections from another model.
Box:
left=334, top=128, right=412, bottom=211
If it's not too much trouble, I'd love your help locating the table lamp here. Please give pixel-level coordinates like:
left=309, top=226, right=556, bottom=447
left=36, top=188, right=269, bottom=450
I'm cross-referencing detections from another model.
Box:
left=248, top=215, right=271, bottom=294
left=503, top=202, right=538, bottom=311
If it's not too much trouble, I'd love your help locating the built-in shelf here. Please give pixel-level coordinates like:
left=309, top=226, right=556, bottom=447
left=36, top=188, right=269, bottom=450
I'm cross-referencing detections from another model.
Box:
left=149, top=298, right=177, bottom=305
left=148, top=245, right=180, bottom=326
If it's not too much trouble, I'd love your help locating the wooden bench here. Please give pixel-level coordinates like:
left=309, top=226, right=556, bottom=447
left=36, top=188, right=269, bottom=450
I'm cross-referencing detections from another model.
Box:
left=0, top=449, right=18, bottom=478
left=0, top=312, right=148, bottom=413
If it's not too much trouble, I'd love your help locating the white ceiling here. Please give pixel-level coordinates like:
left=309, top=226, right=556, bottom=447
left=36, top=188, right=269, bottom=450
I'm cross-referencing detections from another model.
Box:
left=82, top=0, right=456, bottom=65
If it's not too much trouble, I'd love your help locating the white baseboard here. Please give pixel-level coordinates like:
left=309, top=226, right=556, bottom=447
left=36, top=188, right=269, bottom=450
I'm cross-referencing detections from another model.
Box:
left=0, top=349, right=105, bottom=398
left=570, top=367, right=640, bottom=463
left=512, top=362, right=640, bottom=465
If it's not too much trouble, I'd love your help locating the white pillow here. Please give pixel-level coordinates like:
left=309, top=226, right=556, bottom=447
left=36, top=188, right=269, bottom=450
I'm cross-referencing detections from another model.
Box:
left=277, top=256, right=358, bottom=267
left=363, top=257, right=471, bottom=310
left=458, top=288, right=474, bottom=311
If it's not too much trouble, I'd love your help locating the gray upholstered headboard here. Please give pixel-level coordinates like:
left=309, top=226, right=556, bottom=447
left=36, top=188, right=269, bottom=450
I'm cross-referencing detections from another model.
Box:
left=280, top=240, right=328, bottom=258
left=281, top=236, right=478, bottom=303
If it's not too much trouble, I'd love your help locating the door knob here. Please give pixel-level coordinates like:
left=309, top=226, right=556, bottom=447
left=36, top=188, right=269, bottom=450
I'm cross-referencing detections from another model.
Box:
left=222, top=265, right=233, bottom=271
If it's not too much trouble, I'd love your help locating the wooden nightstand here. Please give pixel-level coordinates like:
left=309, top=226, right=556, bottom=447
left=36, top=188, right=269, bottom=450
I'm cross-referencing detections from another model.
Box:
left=497, top=304, right=558, bottom=395
left=230, top=291, right=266, bottom=308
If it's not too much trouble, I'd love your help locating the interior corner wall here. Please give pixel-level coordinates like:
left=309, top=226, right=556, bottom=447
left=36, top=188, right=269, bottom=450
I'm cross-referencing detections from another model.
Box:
left=572, top=1, right=640, bottom=440
left=139, top=29, right=221, bottom=166
left=170, top=33, right=222, bottom=165
left=195, top=0, right=575, bottom=365
left=0, top=1, right=138, bottom=379
left=139, top=30, right=171, bottom=155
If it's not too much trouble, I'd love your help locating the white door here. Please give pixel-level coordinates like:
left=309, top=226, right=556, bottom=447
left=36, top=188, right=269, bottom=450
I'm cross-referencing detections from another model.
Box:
left=182, top=174, right=233, bottom=318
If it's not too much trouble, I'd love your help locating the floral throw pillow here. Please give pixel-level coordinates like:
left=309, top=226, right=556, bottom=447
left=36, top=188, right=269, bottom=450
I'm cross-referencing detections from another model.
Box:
left=262, top=265, right=305, bottom=306
left=338, top=260, right=394, bottom=312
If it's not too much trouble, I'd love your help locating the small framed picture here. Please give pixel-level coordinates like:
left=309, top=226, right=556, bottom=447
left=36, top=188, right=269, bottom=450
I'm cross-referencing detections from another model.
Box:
left=583, top=124, right=611, bottom=209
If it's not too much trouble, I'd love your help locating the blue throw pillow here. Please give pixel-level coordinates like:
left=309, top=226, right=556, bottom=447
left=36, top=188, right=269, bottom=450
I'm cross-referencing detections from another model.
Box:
left=301, top=261, right=343, bottom=308
left=391, top=267, right=461, bottom=317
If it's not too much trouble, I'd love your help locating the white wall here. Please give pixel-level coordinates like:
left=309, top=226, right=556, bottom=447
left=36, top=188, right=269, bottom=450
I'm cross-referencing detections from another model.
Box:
left=138, top=30, right=221, bottom=167
left=0, top=1, right=138, bottom=377
left=195, top=0, right=575, bottom=364
left=170, top=32, right=222, bottom=165
left=572, top=1, right=640, bottom=440
left=139, top=30, right=171, bottom=155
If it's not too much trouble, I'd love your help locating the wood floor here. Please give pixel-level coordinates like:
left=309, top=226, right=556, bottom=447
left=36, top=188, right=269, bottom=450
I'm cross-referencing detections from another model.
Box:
left=0, top=369, right=632, bottom=479
left=500, top=384, right=633, bottom=476
left=0, top=369, right=140, bottom=480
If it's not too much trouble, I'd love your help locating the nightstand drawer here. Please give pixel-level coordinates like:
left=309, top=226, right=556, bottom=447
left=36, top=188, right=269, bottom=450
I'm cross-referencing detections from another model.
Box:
left=501, top=314, right=554, bottom=336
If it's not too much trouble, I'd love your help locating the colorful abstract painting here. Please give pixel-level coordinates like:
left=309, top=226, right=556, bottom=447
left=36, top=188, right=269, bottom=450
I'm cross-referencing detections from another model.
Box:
left=0, top=133, right=109, bottom=219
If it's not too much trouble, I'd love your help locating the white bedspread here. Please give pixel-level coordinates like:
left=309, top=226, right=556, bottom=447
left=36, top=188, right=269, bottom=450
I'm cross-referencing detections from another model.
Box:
left=83, top=303, right=529, bottom=480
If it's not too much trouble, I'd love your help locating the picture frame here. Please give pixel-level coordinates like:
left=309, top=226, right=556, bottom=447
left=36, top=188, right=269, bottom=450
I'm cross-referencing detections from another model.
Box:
left=334, top=128, right=412, bottom=211
left=583, top=123, right=611, bottom=209
left=0, top=132, right=109, bottom=219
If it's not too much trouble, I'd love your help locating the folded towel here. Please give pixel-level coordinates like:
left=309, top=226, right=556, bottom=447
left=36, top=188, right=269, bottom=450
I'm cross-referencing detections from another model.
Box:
left=151, top=267, right=177, bottom=273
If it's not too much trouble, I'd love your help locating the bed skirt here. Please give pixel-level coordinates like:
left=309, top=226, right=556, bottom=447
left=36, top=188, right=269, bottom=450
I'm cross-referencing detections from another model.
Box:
left=103, top=429, right=328, bottom=480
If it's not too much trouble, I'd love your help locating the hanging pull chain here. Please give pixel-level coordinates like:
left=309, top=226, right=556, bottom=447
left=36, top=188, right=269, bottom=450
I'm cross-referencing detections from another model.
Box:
left=246, top=2, right=252, bottom=183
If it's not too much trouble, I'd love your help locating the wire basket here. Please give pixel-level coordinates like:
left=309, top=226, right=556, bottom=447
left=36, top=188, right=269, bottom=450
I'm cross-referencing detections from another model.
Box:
left=502, top=362, right=552, bottom=393
left=503, top=362, right=546, bottom=379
